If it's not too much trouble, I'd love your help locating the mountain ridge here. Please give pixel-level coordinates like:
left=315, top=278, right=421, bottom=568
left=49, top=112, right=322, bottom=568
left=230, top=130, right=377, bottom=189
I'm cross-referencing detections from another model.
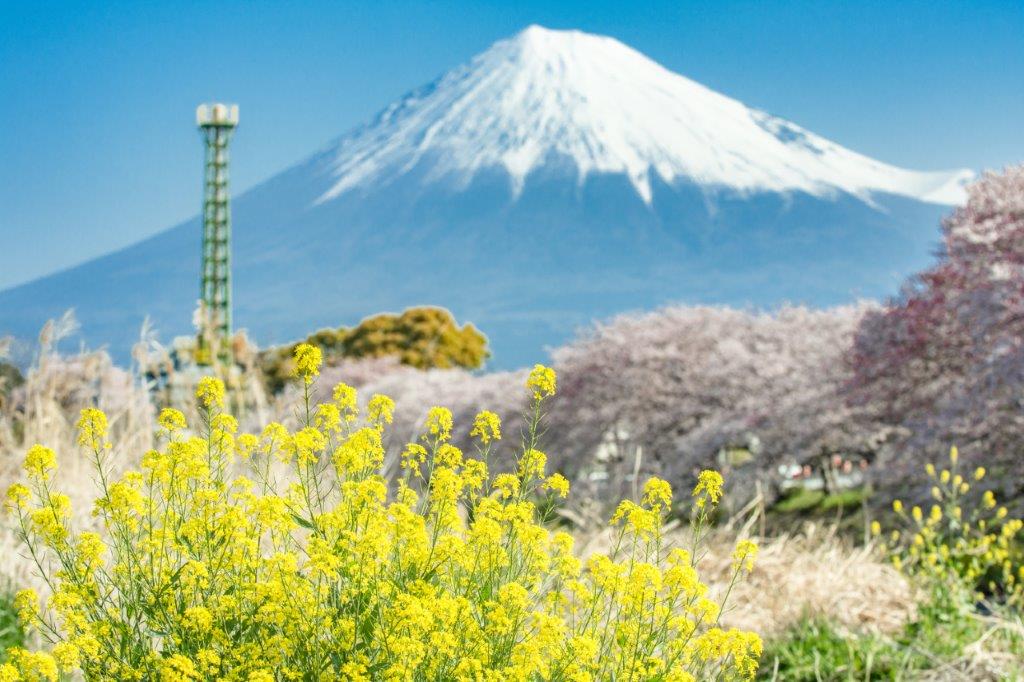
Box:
left=315, top=25, right=970, bottom=206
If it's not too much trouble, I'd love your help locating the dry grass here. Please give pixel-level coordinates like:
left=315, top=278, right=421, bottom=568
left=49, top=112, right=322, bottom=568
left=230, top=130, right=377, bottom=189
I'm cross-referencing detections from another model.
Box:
left=576, top=521, right=915, bottom=640
left=0, top=315, right=154, bottom=597
left=706, top=524, right=914, bottom=637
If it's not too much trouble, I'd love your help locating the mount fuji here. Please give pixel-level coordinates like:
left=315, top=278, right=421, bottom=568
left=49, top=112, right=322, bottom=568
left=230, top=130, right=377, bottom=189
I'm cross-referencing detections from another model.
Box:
left=0, top=26, right=972, bottom=368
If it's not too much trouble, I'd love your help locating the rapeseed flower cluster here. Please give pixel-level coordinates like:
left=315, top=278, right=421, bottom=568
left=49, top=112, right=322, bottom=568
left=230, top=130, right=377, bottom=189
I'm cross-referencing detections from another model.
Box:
left=3, top=346, right=760, bottom=681
left=879, top=447, right=1024, bottom=609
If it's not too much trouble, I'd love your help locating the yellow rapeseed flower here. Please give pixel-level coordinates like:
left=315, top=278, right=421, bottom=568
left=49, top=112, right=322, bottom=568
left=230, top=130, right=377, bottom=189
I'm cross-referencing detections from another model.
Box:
left=519, top=448, right=547, bottom=480
left=611, top=500, right=659, bottom=537
left=6, top=649, right=58, bottom=682
left=692, top=470, right=724, bottom=509
left=470, top=410, right=502, bottom=444
left=400, top=443, right=428, bottom=478
left=196, top=376, right=225, bottom=409
left=161, top=654, right=200, bottom=682
left=23, top=445, right=56, bottom=481
left=5, top=483, right=30, bottom=512
left=526, top=364, right=557, bottom=400
left=332, top=382, right=358, bottom=417
left=76, top=408, right=109, bottom=450
left=157, top=407, right=187, bottom=432
left=642, top=477, right=673, bottom=511
left=494, top=473, right=520, bottom=499
left=13, top=589, right=37, bottom=626
left=880, top=452, right=1024, bottom=611
left=293, top=343, right=322, bottom=384
left=211, top=413, right=237, bottom=434
left=435, top=443, right=463, bottom=468
left=425, top=406, right=453, bottom=441
left=732, top=539, right=758, bottom=573
left=542, top=473, right=570, bottom=498
left=51, top=641, right=80, bottom=670
left=367, top=394, right=395, bottom=426
left=314, top=403, right=341, bottom=432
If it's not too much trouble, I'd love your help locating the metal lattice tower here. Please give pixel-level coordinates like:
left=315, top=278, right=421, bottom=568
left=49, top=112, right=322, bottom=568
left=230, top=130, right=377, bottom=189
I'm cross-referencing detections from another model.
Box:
left=196, top=103, right=239, bottom=365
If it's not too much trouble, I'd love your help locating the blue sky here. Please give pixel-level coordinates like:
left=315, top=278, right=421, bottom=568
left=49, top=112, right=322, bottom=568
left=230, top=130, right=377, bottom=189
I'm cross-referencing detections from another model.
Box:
left=1, top=0, right=1021, bottom=290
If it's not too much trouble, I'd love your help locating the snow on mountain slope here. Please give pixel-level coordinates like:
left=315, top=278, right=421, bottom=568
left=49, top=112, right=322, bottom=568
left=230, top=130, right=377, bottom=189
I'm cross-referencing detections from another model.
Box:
left=318, top=25, right=971, bottom=206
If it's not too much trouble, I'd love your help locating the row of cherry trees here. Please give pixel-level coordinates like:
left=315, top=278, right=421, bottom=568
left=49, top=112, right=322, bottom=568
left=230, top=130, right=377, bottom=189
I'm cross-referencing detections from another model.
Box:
left=546, top=304, right=875, bottom=504
left=851, top=167, right=1024, bottom=501
left=316, top=303, right=879, bottom=510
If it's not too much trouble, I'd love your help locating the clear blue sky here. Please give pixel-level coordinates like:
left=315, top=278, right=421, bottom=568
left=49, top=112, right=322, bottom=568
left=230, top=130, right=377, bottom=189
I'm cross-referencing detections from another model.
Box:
left=1, top=0, right=1021, bottom=290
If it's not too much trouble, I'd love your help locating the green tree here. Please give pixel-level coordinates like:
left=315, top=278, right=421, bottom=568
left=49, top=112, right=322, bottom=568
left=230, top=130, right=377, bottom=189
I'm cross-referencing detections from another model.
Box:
left=261, top=307, right=489, bottom=393
left=341, top=307, right=488, bottom=369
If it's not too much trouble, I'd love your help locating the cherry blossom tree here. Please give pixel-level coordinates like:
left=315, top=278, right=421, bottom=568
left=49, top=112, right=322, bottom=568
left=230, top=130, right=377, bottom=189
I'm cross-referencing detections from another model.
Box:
left=547, top=304, right=874, bottom=504
left=851, top=167, right=1024, bottom=496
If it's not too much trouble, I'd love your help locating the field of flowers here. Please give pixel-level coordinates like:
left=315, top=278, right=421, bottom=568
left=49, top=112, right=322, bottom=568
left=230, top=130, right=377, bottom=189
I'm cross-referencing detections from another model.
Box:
left=0, top=344, right=771, bottom=680
left=0, top=332, right=1021, bottom=680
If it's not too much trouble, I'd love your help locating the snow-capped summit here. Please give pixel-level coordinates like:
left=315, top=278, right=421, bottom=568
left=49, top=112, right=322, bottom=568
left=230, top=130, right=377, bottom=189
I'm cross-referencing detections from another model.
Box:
left=0, top=26, right=973, bottom=368
left=319, top=25, right=970, bottom=206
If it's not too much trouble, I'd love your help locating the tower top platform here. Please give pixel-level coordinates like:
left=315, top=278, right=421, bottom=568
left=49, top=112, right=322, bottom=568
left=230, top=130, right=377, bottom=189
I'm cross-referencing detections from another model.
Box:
left=196, top=103, right=239, bottom=128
